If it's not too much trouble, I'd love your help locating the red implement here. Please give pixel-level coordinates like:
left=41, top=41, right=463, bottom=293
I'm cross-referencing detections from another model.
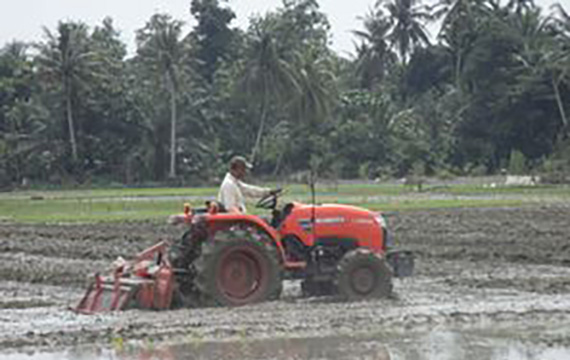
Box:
left=74, top=241, right=174, bottom=314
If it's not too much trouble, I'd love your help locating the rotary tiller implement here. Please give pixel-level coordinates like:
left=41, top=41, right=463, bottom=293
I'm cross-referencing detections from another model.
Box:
left=75, top=241, right=175, bottom=313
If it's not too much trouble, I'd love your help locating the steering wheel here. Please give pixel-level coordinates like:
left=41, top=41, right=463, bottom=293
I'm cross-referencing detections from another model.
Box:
left=255, top=188, right=283, bottom=209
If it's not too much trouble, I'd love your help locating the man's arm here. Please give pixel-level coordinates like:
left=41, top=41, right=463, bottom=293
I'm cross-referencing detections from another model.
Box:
left=238, top=180, right=271, bottom=198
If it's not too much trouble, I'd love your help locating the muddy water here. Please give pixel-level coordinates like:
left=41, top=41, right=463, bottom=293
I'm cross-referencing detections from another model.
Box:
left=4, top=325, right=570, bottom=360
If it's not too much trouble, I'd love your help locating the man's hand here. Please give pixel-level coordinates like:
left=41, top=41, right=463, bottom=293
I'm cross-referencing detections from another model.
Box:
left=269, top=188, right=283, bottom=196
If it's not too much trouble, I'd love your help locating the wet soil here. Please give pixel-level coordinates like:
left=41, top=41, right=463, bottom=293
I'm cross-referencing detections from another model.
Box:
left=1, top=205, right=570, bottom=356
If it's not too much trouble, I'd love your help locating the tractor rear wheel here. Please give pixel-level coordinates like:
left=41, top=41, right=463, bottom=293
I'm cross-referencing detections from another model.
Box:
left=194, top=229, right=282, bottom=306
left=336, top=249, right=393, bottom=301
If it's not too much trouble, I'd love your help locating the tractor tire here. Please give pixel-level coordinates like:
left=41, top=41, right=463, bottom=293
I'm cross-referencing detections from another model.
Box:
left=194, top=229, right=283, bottom=307
left=336, top=248, right=393, bottom=301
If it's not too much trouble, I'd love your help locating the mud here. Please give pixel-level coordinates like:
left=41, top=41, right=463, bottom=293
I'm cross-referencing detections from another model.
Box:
left=1, top=205, right=570, bottom=357
left=0, top=222, right=179, bottom=285
left=398, top=205, right=569, bottom=260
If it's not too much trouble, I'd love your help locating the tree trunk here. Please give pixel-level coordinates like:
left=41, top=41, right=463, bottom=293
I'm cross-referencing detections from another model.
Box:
left=65, top=84, right=78, bottom=162
left=153, top=135, right=164, bottom=181
left=168, top=78, right=177, bottom=179
left=455, top=51, right=462, bottom=89
left=272, top=150, right=284, bottom=176
left=250, top=93, right=268, bottom=164
left=552, top=75, right=568, bottom=130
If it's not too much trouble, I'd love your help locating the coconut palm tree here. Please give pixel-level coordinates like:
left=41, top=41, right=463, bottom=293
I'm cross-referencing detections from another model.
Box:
left=136, top=14, right=185, bottom=179
left=511, top=8, right=569, bottom=131
left=36, top=22, right=97, bottom=162
left=507, top=0, right=536, bottom=15
left=278, top=46, right=337, bottom=178
left=240, top=19, right=299, bottom=164
left=291, top=47, right=336, bottom=126
left=434, top=0, right=491, bottom=87
left=552, top=3, right=570, bottom=43
left=353, top=9, right=396, bottom=89
left=0, top=42, right=50, bottom=184
left=383, top=0, right=431, bottom=66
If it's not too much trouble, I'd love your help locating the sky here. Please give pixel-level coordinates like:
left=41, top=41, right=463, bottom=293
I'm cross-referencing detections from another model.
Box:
left=1, top=0, right=569, bottom=58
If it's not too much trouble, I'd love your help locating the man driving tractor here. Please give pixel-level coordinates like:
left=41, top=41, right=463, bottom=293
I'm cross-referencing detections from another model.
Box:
left=75, top=156, right=413, bottom=313
left=218, top=155, right=279, bottom=213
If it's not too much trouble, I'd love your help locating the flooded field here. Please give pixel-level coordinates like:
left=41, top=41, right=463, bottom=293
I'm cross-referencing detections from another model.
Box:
left=1, top=205, right=570, bottom=359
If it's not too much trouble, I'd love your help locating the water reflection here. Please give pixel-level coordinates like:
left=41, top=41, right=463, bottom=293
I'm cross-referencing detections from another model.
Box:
left=3, top=330, right=570, bottom=360
left=116, top=336, right=391, bottom=360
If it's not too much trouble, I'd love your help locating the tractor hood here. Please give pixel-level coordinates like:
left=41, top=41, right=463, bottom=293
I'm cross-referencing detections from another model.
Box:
left=293, top=203, right=376, bottom=215
left=280, top=202, right=385, bottom=251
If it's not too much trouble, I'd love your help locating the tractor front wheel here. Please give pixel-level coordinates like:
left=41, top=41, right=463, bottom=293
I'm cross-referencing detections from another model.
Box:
left=194, top=230, right=282, bottom=306
left=336, top=249, right=393, bottom=301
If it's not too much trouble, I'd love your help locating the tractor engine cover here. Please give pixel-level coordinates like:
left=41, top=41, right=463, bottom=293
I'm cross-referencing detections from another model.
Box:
left=279, top=203, right=386, bottom=253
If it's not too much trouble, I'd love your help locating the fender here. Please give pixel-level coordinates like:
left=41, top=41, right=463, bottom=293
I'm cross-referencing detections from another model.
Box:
left=280, top=204, right=385, bottom=253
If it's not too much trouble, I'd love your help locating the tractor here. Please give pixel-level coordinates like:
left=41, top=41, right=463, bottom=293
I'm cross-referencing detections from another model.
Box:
left=75, top=190, right=414, bottom=313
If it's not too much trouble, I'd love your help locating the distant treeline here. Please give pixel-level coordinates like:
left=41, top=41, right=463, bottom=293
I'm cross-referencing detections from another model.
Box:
left=0, top=0, right=569, bottom=187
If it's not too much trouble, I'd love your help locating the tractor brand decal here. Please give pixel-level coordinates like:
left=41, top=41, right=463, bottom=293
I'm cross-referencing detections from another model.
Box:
left=352, top=218, right=375, bottom=225
left=316, top=217, right=346, bottom=224
left=298, top=217, right=345, bottom=231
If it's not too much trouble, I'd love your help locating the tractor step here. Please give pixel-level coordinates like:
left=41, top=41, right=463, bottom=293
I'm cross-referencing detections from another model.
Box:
left=386, top=250, right=415, bottom=278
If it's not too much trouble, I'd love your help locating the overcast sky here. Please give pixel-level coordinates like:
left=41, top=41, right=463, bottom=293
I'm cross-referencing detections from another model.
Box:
left=1, top=0, right=569, bottom=58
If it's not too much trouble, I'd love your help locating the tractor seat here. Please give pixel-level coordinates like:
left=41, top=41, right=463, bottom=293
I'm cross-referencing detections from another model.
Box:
left=194, top=201, right=227, bottom=215
left=204, top=201, right=227, bottom=213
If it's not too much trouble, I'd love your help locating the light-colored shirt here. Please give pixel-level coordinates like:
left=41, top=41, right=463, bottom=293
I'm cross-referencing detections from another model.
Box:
left=217, top=172, right=270, bottom=213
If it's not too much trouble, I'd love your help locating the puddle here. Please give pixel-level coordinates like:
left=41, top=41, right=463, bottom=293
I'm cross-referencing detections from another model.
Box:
left=3, top=325, right=570, bottom=360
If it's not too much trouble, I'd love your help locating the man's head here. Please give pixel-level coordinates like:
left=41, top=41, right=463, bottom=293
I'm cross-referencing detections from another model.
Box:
left=229, top=155, right=253, bottom=180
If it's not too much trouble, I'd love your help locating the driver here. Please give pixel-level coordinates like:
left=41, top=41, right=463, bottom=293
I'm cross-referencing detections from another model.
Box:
left=217, top=156, right=277, bottom=213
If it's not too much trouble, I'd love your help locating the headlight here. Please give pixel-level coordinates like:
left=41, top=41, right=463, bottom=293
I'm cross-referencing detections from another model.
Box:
left=374, top=213, right=387, bottom=229
left=375, top=213, right=395, bottom=249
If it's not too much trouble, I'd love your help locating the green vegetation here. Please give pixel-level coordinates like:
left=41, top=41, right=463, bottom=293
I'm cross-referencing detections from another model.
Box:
left=0, top=0, right=569, bottom=188
left=1, top=183, right=568, bottom=223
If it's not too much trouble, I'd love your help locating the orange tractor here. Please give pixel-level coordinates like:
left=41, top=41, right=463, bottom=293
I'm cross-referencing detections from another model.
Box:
left=75, top=191, right=413, bottom=313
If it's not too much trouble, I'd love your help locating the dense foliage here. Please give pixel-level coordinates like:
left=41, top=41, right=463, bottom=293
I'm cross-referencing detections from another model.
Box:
left=0, top=0, right=569, bottom=187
